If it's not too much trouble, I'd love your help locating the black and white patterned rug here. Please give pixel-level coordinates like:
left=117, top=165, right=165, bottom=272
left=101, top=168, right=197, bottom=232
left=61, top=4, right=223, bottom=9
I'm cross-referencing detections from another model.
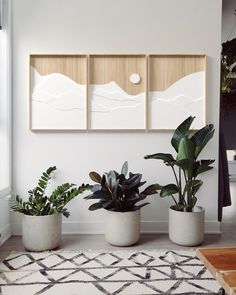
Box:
left=0, top=250, right=221, bottom=294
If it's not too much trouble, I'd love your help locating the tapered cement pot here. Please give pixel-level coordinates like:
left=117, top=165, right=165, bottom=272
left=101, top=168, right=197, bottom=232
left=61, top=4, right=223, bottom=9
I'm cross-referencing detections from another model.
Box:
left=22, top=214, right=62, bottom=251
left=169, top=206, right=205, bottom=246
left=105, top=210, right=140, bottom=246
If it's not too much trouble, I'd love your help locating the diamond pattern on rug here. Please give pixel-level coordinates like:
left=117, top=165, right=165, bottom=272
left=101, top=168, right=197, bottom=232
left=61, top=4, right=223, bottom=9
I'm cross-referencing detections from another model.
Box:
left=0, top=250, right=222, bottom=295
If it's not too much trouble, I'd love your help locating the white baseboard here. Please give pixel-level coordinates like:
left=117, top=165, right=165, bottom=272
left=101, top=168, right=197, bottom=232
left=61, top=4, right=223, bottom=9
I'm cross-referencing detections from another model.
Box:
left=0, top=223, right=11, bottom=245
left=11, top=220, right=221, bottom=235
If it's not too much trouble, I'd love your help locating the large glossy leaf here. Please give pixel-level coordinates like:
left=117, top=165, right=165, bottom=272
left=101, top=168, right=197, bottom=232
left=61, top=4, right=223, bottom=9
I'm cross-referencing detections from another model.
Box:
left=176, top=137, right=195, bottom=179
left=177, top=137, right=195, bottom=161
left=84, top=190, right=111, bottom=200
left=195, top=165, right=214, bottom=176
left=121, top=161, right=128, bottom=176
left=140, top=184, right=162, bottom=196
left=175, top=159, right=192, bottom=170
left=102, top=200, right=114, bottom=210
left=193, top=159, right=215, bottom=177
left=88, top=201, right=104, bottom=211
left=144, top=153, right=175, bottom=163
left=171, top=116, right=195, bottom=152
left=91, top=184, right=101, bottom=192
left=132, top=202, right=150, bottom=211
left=89, top=172, right=102, bottom=183
left=160, top=184, right=179, bottom=198
left=125, top=174, right=142, bottom=188
left=109, top=170, right=117, bottom=187
left=191, top=124, right=215, bottom=158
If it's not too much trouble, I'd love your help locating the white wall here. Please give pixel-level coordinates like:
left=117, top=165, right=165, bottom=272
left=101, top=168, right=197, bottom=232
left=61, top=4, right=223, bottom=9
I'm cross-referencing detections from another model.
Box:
left=12, top=0, right=222, bottom=234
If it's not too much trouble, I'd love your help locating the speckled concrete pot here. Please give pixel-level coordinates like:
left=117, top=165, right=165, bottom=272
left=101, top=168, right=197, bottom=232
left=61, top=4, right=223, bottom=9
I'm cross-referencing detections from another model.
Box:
left=169, top=206, right=205, bottom=246
left=105, top=210, right=140, bottom=246
left=22, top=214, right=62, bottom=251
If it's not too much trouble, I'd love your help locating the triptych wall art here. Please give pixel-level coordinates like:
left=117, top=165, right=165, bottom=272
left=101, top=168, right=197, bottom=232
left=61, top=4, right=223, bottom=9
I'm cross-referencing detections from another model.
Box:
left=30, top=54, right=206, bottom=131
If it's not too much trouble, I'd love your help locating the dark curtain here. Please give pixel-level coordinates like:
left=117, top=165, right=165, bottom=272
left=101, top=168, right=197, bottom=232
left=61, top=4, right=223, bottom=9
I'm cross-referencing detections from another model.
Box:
left=218, top=113, right=232, bottom=221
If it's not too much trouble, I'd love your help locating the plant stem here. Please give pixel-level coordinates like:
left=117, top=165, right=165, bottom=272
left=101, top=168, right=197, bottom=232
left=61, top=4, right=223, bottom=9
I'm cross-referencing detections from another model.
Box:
left=171, top=165, right=179, bottom=187
left=171, top=195, right=178, bottom=206
left=183, top=170, right=189, bottom=209
left=178, top=168, right=183, bottom=205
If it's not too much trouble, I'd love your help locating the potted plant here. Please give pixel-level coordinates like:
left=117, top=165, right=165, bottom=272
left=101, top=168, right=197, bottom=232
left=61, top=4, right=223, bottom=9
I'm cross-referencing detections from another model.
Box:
left=11, top=166, right=91, bottom=251
left=144, top=116, right=215, bottom=246
left=84, top=162, right=158, bottom=246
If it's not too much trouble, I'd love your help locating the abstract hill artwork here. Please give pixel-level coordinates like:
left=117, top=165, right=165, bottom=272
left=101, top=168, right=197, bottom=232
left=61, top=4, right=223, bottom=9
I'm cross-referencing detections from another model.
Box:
left=90, top=82, right=145, bottom=130
left=31, top=67, right=86, bottom=130
left=30, top=54, right=206, bottom=130
left=150, top=71, right=205, bottom=130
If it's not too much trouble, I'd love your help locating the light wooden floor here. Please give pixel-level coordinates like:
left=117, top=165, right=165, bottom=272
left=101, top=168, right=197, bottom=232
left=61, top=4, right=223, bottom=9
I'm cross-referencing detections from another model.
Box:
left=0, top=223, right=235, bottom=262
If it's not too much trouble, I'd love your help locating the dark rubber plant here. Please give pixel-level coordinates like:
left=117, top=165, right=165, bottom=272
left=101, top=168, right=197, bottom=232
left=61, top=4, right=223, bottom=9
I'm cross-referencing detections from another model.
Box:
left=84, top=162, right=158, bottom=212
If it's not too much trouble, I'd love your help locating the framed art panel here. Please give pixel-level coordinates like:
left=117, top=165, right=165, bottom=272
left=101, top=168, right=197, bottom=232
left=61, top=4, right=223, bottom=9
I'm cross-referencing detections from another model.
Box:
left=88, top=54, right=147, bottom=130
left=30, top=54, right=87, bottom=130
left=148, top=54, right=206, bottom=130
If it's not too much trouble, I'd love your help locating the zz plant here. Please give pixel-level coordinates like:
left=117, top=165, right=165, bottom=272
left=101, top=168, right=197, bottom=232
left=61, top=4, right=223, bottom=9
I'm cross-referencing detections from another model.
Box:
left=144, top=116, right=215, bottom=212
left=84, top=161, right=158, bottom=212
left=11, top=166, right=91, bottom=217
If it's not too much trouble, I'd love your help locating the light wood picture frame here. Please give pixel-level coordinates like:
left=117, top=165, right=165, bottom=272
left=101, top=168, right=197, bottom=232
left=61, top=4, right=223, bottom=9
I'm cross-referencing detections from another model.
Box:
left=88, top=54, right=147, bottom=130
left=29, top=54, right=206, bottom=131
left=148, top=54, right=206, bottom=130
left=30, top=54, right=87, bottom=131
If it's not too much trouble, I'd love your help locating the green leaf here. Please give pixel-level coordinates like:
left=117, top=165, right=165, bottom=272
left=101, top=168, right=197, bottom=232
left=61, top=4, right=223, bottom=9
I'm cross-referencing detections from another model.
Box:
left=177, top=137, right=195, bottom=161
left=144, top=153, right=175, bottom=163
left=196, top=165, right=213, bottom=176
left=140, top=184, right=161, bottom=196
left=175, top=159, right=192, bottom=170
left=89, top=172, right=102, bottom=183
left=46, top=166, right=57, bottom=175
left=193, top=159, right=215, bottom=177
left=171, top=116, right=195, bottom=152
left=121, top=161, right=128, bottom=176
left=191, top=124, right=215, bottom=158
left=160, top=184, right=179, bottom=198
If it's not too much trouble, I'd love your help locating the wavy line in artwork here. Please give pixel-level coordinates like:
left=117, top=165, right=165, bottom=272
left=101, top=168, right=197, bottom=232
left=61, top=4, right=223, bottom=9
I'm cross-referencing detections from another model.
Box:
left=32, top=71, right=86, bottom=92
left=33, top=100, right=85, bottom=112
left=91, top=92, right=144, bottom=102
left=152, top=94, right=204, bottom=106
left=91, top=103, right=143, bottom=113
left=92, top=96, right=203, bottom=113
left=151, top=94, right=203, bottom=102
left=32, top=90, right=85, bottom=103
left=91, top=87, right=144, bottom=101
left=155, top=71, right=205, bottom=95
left=151, top=96, right=204, bottom=109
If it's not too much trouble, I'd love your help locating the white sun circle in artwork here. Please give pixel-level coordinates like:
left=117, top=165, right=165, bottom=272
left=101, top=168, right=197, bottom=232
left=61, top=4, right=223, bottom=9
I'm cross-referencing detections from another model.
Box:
left=130, top=73, right=141, bottom=84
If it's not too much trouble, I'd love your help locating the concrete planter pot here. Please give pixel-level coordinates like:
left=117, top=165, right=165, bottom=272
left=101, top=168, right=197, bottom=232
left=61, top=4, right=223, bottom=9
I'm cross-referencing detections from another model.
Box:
left=169, top=206, right=205, bottom=246
left=105, top=210, right=140, bottom=246
left=22, top=214, right=62, bottom=251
